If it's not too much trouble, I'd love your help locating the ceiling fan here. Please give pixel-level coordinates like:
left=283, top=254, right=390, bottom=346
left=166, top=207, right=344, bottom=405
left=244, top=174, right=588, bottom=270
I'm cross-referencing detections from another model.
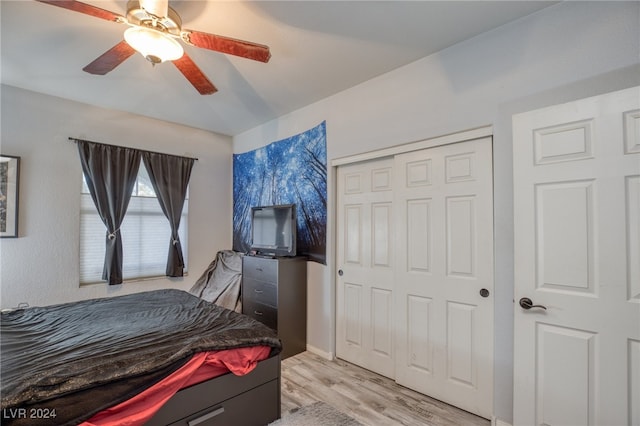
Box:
left=35, top=0, right=272, bottom=95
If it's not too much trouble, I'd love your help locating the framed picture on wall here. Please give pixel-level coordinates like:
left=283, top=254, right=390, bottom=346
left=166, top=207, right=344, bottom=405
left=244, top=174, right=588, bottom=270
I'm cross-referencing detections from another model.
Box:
left=1, top=155, right=20, bottom=238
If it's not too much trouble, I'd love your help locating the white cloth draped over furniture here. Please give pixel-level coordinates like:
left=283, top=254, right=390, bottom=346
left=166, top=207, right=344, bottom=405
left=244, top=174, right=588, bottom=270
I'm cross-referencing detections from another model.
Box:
left=190, top=250, right=244, bottom=312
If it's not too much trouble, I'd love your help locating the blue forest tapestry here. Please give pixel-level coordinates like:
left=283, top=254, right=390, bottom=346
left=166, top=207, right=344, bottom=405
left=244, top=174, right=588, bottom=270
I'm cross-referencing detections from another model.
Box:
left=233, top=121, right=327, bottom=264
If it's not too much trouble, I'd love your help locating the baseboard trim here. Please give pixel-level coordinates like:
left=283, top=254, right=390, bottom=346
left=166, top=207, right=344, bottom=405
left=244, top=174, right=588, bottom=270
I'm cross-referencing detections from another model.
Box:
left=492, top=417, right=512, bottom=426
left=306, top=344, right=334, bottom=360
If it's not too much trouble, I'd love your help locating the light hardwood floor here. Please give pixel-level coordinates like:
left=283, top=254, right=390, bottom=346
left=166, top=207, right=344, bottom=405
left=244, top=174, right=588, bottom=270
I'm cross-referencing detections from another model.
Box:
left=281, top=351, right=490, bottom=426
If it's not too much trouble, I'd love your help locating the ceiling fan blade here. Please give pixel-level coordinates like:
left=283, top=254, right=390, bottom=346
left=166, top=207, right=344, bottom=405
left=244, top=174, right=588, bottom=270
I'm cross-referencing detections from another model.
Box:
left=83, top=41, right=136, bottom=75
left=172, top=54, right=217, bottom=95
left=183, top=30, right=271, bottom=63
left=35, top=0, right=125, bottom=23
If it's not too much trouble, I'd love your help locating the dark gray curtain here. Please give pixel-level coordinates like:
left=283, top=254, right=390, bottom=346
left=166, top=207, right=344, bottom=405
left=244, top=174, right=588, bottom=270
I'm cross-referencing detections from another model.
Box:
left=142, top=152, right=194, bottom=277
left=77, top=140, right=141, bottom=285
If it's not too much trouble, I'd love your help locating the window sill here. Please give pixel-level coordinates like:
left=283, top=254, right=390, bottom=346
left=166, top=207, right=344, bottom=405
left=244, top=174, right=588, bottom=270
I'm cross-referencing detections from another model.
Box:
left=80, top=272, right=189, bottom=287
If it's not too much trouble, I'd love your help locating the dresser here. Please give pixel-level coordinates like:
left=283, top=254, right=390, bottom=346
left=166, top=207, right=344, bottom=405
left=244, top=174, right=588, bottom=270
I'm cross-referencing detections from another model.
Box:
left=242, top=255, right=307, bottom=359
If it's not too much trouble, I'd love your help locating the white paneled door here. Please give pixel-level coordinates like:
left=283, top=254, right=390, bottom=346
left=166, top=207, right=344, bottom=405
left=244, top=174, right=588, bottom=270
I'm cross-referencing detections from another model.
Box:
left=336, top=137, right=494, bottom=419
left=336, top=157, right=396, bottom=378
left=393, top=138, right=494, bottom=419
left=513, top=87, right=640, bottom=426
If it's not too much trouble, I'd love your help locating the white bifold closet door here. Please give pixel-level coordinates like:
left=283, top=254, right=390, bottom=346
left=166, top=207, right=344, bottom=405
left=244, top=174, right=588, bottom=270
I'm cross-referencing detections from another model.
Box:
left=336, top=137, right=494, bottom=419
left=393, top=137, right=494, bottom=419
left=336, top=157, right=396, bottom=378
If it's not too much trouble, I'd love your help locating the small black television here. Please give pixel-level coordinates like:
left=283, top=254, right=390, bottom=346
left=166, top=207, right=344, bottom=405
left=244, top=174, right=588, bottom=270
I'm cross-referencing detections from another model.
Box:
left=250, top=204, right=297, bottom=257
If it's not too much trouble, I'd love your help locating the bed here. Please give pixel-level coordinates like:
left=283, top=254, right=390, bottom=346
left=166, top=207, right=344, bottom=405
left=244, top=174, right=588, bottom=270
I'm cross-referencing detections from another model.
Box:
left=0, top=289, right=282, bottom=426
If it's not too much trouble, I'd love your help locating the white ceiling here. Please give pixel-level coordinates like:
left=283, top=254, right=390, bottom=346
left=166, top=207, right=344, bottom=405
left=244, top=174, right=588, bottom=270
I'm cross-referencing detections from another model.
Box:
left=1, top=1, right=557, bottom=136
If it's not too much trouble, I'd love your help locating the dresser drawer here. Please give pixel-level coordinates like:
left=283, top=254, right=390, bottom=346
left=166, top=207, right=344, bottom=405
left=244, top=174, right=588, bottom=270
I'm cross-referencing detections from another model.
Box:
left=243, top=278, right=277, bottom=307
left=243, top=299, right=277, bottom=330
left=243, top=257, right=278, bottom=282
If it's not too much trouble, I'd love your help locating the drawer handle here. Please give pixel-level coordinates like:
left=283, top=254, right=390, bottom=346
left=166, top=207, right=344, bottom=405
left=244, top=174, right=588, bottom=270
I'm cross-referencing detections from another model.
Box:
left=256, top=267, right=263, bottom=272
left=188, top=407, right=225, bottom=426
left=254, top=310, right=263, bottom=316
left=254, top=289, right=264, bottom=294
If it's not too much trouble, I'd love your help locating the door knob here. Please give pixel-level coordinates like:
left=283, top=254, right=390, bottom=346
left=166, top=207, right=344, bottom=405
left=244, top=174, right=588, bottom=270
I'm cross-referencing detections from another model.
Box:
left=519, top=297, right=547, bottom=310
left=338, top=269, right=344, bottom=276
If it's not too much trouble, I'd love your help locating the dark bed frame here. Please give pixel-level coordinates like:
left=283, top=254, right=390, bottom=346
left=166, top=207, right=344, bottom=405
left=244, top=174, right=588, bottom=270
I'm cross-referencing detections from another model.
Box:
left=146, top=354, right=281, bottom=426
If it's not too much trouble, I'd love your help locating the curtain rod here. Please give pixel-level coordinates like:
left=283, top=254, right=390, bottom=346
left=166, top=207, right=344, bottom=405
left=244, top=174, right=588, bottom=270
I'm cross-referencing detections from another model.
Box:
left=68, top=137, right=199, bottom=161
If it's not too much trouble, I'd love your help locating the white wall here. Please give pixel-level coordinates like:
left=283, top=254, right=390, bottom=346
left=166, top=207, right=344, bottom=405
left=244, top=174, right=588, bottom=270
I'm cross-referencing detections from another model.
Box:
left=0, top=85, right=233, bottom=308
left=233, top=1, right=640, bottom=423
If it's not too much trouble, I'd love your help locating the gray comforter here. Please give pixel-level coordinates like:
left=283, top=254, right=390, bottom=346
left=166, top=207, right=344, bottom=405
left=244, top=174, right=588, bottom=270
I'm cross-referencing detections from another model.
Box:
left=0, top=289, right=281, bottom=425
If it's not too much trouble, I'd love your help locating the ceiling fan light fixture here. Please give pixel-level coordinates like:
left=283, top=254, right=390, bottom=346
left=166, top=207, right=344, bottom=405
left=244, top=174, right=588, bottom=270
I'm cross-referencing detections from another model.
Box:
left=124, top=27, right=183, bottom=64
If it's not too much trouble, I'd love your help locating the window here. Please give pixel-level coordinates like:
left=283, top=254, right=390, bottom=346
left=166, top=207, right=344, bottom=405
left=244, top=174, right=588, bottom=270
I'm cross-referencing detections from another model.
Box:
left=80, top=165, right=188, bottom=284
